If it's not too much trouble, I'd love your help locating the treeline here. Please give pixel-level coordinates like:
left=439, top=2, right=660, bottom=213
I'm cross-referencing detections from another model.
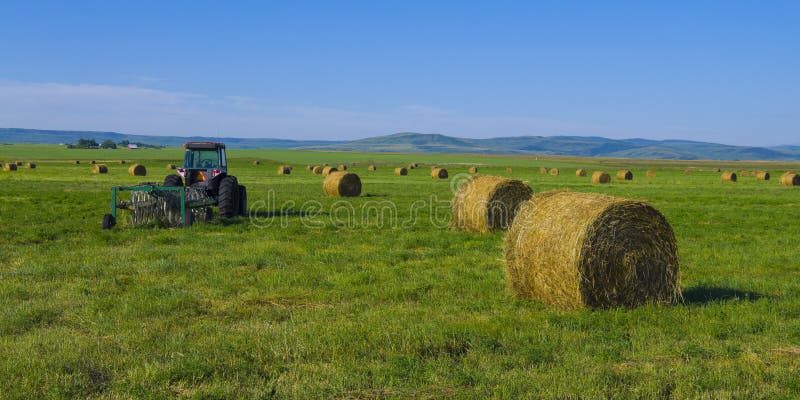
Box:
left=66, top=138, right=163, bottom=149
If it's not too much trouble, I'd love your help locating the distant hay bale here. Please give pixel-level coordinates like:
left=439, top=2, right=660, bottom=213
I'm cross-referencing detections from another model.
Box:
left=408, top=164, right=416, bottom=170
left=394, top=167, right=408, bottom=176
left=277, top=165, right=292, bottom=175
left=539, top=167, right=548, bottom=174
left=468, top=166, right=478, bottom=174
left=253, top=160, right=261, bottom=165
left=15, top=161, right=22, bottom=166
left=575, top=169, right=587, bottom=177
left=90, top=160, right=97, bottom=165
left=323, top=171, right=362, bottom=197
left=410, top=163, right=419, bottom=168
left=92, top=164, right=108, bottom=174
left=306, top=164, right=312, bottom=170
left=322, top=166, right=338, bottom=176
left=312, top=166, right=323, bottom=175
left=166, top=164, right=177, bottom=170
left=616, top=170, right=633, bottom=180
left=368, top=164, right=377, bottom=171
left=504, top=191, right=681, bottom=309
left=506, top=167, right=513, bottom=174
left=120, top=160, right=126, bottom=164
left=739, top=170, right=750, bottom=177
left=549, top=168, right=559, bottom=176
left=451, top=175, right=533, bottom=233
left=128, top=164, right=147, bottom=176
left=715, top=168, right=721, bottom=172
left=338, top=164, right=348, bottom=171
left=592, top=171, right=611, bottom=184
left=755, top=171, right=770, bottom=180
left=721, top=171, right=737, bottom=182
left=75, top=160, right=81, bottom=164
left=647, top=170, right=656, bottom=177
left=431, top=167, right=448, bottom=179
left=683, top=169, right=693, bottom=175
left=780, top=173, right=800, bottom=186
left=26, top=162, right=36, bottom=169
left=3, top=163, right=17, bottom=171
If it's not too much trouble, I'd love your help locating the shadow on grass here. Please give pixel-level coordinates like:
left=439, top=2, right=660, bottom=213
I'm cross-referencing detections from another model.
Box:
left=682, top=285, right=764, bottom=305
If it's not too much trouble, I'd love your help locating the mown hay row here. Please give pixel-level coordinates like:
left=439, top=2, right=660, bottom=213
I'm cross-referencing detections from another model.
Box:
left=451, top=175, right=533, bottom=233
left=616, top=170, right=633, bottom=180
left=431, top=167, right=448, bottom=179
left=323, top=171, right=361, bottom=197
left=504, top=191, right=681, bottom=310
left=128, top=164, right=147, bottom=176
left=592, top=171, right=611, bottom=184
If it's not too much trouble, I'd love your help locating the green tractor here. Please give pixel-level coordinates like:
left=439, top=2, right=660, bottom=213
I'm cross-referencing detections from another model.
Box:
left=102, top=141, right=246, bottom=229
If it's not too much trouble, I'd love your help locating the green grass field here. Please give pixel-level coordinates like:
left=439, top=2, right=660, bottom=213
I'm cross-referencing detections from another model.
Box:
left=1, top=144, right=799, bottom=399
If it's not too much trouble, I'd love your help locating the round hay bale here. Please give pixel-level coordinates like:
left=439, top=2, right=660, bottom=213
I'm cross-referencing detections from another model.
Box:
left=253, top=160, right=261, bottom=165
left=780, top=173, right=800, bottom=186
left=504, top=191, right=681, bottom=309
left=26, top=162, right=36, bottom=169
left=338, top=164, right=348, bottom=171
left=616, top=170, right=633, bottom=181
left=755, top=171, right=770, bottom=180
left=410, top=163, right=419, bottom=168
left=312, top=166, right=323, bottom=175
left=451, top=175, right=533, bottom=233
left=575, top=169, right=587, bottom=177
left=323, top=171, right=361, bottom=197
left=549, top=168, right=559, bottom=176
left=468, top=166, right=478, bottom=174
left=407, top=164, right=416, bottom=170
left=646, top=170, right=656, bottom=177
left=683, top=169, right=693, bottom=175
left=431, top=167, right=448, bottom=179
left=128, top=164, right=147, bottom=176
left=92, top=164, right=108, bottom=174
left=75, top=160, right=81, bottom=164
left=3, top=163, right=18, bottom=171
left=15, top=161, right=23, bottom=166
left=539, top=167, right=548, bottom=174
left=394, top=167, right=408, bottom=176
left=277, top=165, right=292, bottom=175
left=90, top=160, right=96, bottom=165
left=368, top=164, right=377, bottom=171
left=120, top=160, right=126, bottom=164
left=306, top=164, right=313, bottom=170
left=715, top=168, right=721, bottom=172
left=592, top=171, right=611, bottom=184
left=506, top=167, right=513, bottom=174
left=721, top=171, right=737, bottom=182
left=739, top=170, right=750, bottom=177
left=322, top=166, right=338, bottom=176
left=166, top=164, right=177, bottom=170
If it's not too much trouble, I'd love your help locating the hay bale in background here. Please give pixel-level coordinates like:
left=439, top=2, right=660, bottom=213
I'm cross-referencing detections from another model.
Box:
left=368, top=164, right=377, bottom=171
left=616, top=170, right=633, bottom=180
left=575, top=169, right=587, bottom=177
left=313, top=166, right=323, bottom=175
left=128, top=164, right=147, bottom=176
left=322, top=166, right=338, bottom=176
left=549, top=168, right=559, bottom=176
left=166, top=164, right=177, bottom=170
left=739, top=170, right=750, bottom=177
left=394, top=167, right=408, bottom=176
left=120, top=160, right=126, bottom=164
left=15, top=161, right=22, bottom=166
left=506, top=167, right=513, bottom=174
left=452, top=175, right=533, bottom=233
left=26, top=162, right=36, bottom=169
left=431, top=167, right=448, bottom=179
left=90, top=160, right=96, bottom=165
left=468, top=166, right=478, bottom=174
left=539, top=167, right=548, bottom=174
left=253, top=160, right=261, bottom=165
left=306, top=165, right=313, bottom=170
left=3, top=163, right=18, bottom=171
left=756, top=171, right=770, bottom=180
left=338, top=164, right=348, bottom=171
left=277, top=165, right=292, bottom=175
left=683, top=169, right=693, bottom=175
left=75, top=160, right=81, bottom=164
left=592, top=171, right=611, bottom=184
left=780, top=173, right=800, bottom=186
left=323, top=171, right=362, bottom=197
left=721, top=171, right=737, bottom=182
left=410, top=163, right=419, bottom=168
left=408, top=164, right=416, bottom=170
left=504, top=191, right=681, bottom=309
left=92, top=164, right=108, bottom=174
left=647, top=170, right=656, bottom=177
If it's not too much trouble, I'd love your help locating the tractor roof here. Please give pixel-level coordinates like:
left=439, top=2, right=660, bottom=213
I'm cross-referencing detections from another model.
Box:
left=183, top=141, right=225, bottom=150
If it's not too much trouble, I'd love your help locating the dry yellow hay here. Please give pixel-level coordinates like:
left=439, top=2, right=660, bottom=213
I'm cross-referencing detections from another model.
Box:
left=322, top=166, right=338, bottom=176
left=431, top=167, right=448, bottom=179
left=92, top=164, right=108, bottom=174
left=616, top=170, right=633, bottom=180
left=780, top=172, right=800, bottom=186
left=468, top=166, right=478, bottom=174
left=506, top=167, right=513, bottom=174
left=592, top=171, right=611, bottom=184
left=683, top=169, right=693, bottom=175
left=646, top=170, right=656, bottom=177
left=721, top=171, right=737, bottom=182
left=575, top=169, right=587, bottom=177
left=323, top=171, right=362, bottom=197
left=504, top=191, right=681, bottom=309
left=394, top=167, right=408, bottom=176
left=277, top=165, right=292, bottom=175
left=306, top=164, right=313, bottom=170
left=253, top=160, right=261, bottom=165
left=368, top=164, right=377, bottom=171
left=3, top=163, right=17, bottom=171
left=338, top=164, right=348, bottom=171
left=739, top=170, right=750, bottom=177
left=539, top=167, right=548, bottom=174
left=410, top=163, right=419, bottom=168
left=549, top=168, right=559, bottom=176
left=451, top=175, right=533, bottom=233
left=166, top=164, right=177, bottom=170
left=312, top=166, right=323, bottom=175
left=408, top=164, right=416, bottom=170
left=26, top=162, right=36, bottom=169
left=128, top=164, right=147, bottom=176
left=755, top=171, right=770, bottom=180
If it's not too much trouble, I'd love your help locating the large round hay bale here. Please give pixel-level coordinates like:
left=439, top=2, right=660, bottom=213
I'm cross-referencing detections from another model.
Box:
left=338, top=164, right=348, bottom=171
left=313, top=166, right=323, bottom=175
left=128, top=164, right=147, bottom=176
left=549, top=168, right=559, bottom=176
left=575, top=169, right=587, bottom=177
left=253, top=160, right=261, bottom=165
left=755, top=171, right=770, bottom=180
left=468, top=166, right=478, bottom=174
left=368, top=164, right=377, bottom=171
left=166, top=164, right=177, bottom=170
left=3, top=163, right=18, bottom=171
left=394, top=167, right=408, bottom=176
left=780, top=172, right=800, bottom=186
left=616, top=170, right=633, bottom=180
left=323, top=171, right=361, bottom=197
left=539, top=167, right=548, bottom=174
left=646, top=170, right=656, bottom=177
left=592, top=171, right=611, bottom=184
left=277, top=165, right=291, bottom=175
left=92, top=164, right=108, bottom=174
left=322, top=166, right=338, bottom=176
left=504, top=191, right=681, bottom=309
left=26, top=162, right=36, bottom=169
left=451, top=175, right=533, bottom=233
left=721, top=171, right=737, bottom=182
left=431, top=167, right=448, bottom=179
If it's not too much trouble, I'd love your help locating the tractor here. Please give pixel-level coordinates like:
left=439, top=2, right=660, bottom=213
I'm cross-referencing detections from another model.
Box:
left=102, top=141, right=246, bottom=229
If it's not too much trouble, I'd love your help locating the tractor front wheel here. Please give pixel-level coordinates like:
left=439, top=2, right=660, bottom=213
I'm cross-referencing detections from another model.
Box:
left=164, top=174, right=183, bottom=187
left=218, top=176, right=239, bottom=218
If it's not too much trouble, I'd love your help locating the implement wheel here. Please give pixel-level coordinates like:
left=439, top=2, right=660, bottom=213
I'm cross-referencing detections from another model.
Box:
left=164, top=174, right=183, bottom=187
left=102, top=214, right=116, bottom=230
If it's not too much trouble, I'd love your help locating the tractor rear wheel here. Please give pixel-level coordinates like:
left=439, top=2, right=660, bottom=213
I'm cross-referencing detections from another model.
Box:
left=218, top=175, right=239, bottom=218
left=164, top=174, right=183, bottom=187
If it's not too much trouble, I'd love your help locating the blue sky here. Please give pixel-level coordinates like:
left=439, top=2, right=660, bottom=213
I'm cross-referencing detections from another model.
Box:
left=0, top=1, right=797, bottom=145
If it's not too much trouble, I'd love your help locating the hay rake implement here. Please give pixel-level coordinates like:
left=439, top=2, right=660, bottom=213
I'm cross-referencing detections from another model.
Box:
left=102, top=183, right=216, bottom=229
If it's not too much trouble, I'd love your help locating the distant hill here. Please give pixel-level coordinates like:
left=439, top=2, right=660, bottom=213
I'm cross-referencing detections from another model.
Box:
left=2, top=128, right=799, bottom=161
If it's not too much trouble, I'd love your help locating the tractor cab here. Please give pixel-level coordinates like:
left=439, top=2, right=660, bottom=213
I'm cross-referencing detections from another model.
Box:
left=177, top=142, right=228, bottom=186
